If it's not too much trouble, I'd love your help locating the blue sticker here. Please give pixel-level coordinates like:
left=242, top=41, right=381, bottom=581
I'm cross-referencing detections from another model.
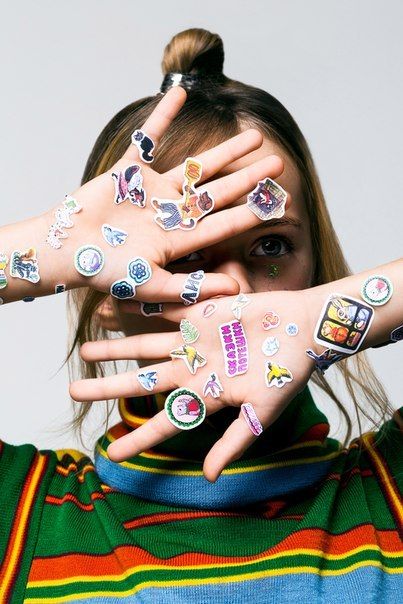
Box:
left=102, top=224, right=128, bottom=248
left=110, top=279, right=135, bottom=299
left=10, top=248, right=40, bottom=283
left=305, top=348, right=345, bottom=374
left=137, top=371, right=158, bottom=391
left=22, top=296, right=35, bottom=302
left=128, top=257, right=152, bottom=285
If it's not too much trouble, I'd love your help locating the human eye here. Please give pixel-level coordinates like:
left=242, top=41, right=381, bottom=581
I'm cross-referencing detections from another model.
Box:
left=169, top=251, right=204, bottom=265
left=250, top=235, right=294, bottom=257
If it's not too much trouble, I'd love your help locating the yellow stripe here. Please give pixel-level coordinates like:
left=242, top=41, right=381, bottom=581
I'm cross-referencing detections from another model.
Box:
left=54, top=449, right=88, bottom=463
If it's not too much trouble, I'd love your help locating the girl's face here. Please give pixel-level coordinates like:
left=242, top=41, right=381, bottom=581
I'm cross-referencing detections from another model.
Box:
left=113, top=137, right=315, bottom=338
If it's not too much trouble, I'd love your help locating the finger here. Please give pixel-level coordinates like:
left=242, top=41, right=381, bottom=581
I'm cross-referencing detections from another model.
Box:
left=69, top=361, right=176, bottom=402
left=80, top=332, right=178, bottom=363
left=121, top=87, right=187, bottom=162
left=164, top=129, right=263, bottom=186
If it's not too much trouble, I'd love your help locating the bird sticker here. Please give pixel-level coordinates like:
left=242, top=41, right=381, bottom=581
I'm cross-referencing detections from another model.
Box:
left=265, top=361, right=293, bottom=388
left=170, top=344, right=207, bottom=374
left=203, top=373, right=224, bottom=398
left=137, top=371, right=158, bottom=392
left=102, top=224, right=128, bottom=247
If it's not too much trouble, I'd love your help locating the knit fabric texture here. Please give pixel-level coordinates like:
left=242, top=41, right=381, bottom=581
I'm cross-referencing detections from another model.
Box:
left=0, top=386, right=402, bottom=603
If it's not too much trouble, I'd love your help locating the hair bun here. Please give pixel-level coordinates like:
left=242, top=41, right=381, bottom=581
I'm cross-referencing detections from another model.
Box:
left=161, top=28, right=225, bottom=76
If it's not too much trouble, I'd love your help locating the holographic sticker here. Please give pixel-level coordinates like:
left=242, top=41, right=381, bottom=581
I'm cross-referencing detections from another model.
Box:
left=305, top=348, right=345, bottom=374
left=110, top=257, right=152, bottom=299
left=180, top=270, right=205, bottom=305
left=170, top=344, right=207, bottom=375
left=314, top=294, right=374, bottom=354
left=265, top=361, right=293, bottom=388
left=110, top=279, right=135, bottom=300
left=268, top=264, right=280, bottom=279
left=361, top=275, right=393, bottom=306
left=218, top=320, right=249, bottom=377
left=55, top=284, right=66, bottom=294
left=165, top=388, right=206, bottom=430
left=203, top=372, right=224, bottom=398
left=231, top=293, right=251, bottom=320
left=262, top=311, right=280, bottom=330
left=247, top=177, right=287, bottom=221
left=102, top=224, right=128, bottom=248
left=140, top=302, right=163, bottom=316
left=0, top=254, right=8, bottom=289
left=131, top=129, right=155, bottom=163
left=202, top=302, right=217, bottom=318
left=74, top=245, right=104, bottom=277
left=180, top=319, right=200, bottom=344
left=137, top=371, right=158, bottom=391
left=111, top=164, right=146, bottom=207
left=10, top=248, right=40, bottom=283
left=46, top=195, right=82, bottom=249
left=152, top=158, right=214, bottom=231
left=261, top=336, right=280, bottom=357
left=241, top=403, right=263, bottom=436
left=391, top=325, right=403, bottom=342
left=285, top=322, right=299, bottom=336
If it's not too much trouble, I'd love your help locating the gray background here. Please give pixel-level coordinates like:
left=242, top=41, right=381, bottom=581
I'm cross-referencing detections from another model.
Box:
left=1, top=0, right=401, bottom=456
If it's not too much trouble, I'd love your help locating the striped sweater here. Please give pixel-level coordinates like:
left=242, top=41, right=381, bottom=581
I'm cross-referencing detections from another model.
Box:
left=0, top=387, right=402, bottom=603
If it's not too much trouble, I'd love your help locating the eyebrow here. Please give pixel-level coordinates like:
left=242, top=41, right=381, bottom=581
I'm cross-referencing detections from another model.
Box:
left=250, top=217, right=303, bottom=230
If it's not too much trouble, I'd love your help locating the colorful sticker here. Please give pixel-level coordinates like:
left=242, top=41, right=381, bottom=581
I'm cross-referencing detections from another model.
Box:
left=285, top=322, right=299, bottom=336
left=262, top=311, right=280, bottom=330
left=202, top=302, right=217, bottom=318
left=131, top=129, right=155, bottom=163
left=361, top=275, right=393, bottom=306
left=268, top=263, right=280, bottom=278
left=180, top=319, right=200, bottom=344
left=218, top=320, right=249, bottom=377
left=203, top=372, right=224, bottom=398
left=165, top=388, right=206, bottom=430
left=305, top=348, right=346, bottom=374
left=110, top=257, right=152, bottom=299
left=46, top=195, right=82, bottom=249
left=241, top=403, right=263, bottom=436
left=10, top=248, right=40, bottom=283
left=102, top=224, right=128, bottom=247
left=247, top=177, right=287, bottom=221
left=140, top=302, right=163, bottom=316
left=74, top=245, right=104, bottom=277
left=261, top=336, right=280, bottom=357
left=231, top=293, right=251, bottom=320
left=111, top=164, right=146, bottom=207
left=137, top=371, right=158, bottom=391
left=180, top=270, right=205, bottom=305
left=152, top=158, right=214, bottom=230
left=170, top=344, right=207, bottom=375
left=0, top=254, right=8, bottom=289
left=55, top=284, right=66, bottom=294
left=391, top=325, right=403, bottom=342
left=314, top=294, right=374, bottom=354
left=265, top=361, right=293, bottom=388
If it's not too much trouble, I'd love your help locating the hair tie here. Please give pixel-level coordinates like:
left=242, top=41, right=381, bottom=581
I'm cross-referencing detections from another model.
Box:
left=160, top=72, right=225, bottom=93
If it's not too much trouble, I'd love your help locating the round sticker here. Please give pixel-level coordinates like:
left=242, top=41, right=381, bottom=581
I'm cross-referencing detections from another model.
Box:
left=74, top=245, right=105, bottom=277
left=165, top=388, right=206, bottom=430
left=261, top=336, right=280, bottom=357
left=285, top=322, right=299, bottom=336
left=361, top=275, right=393, bottom=306
left=262, top=310, right=280, bottom=330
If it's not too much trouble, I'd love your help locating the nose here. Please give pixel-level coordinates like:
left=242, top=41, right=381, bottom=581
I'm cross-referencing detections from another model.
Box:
left=212, top=260, right=254, bottom=294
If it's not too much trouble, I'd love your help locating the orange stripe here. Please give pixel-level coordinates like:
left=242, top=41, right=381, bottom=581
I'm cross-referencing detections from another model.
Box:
left=45, top=491, right=107, bottom=511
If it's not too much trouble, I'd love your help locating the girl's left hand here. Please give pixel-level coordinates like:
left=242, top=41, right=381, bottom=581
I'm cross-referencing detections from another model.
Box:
left=70, top=288, right=324, bottom=482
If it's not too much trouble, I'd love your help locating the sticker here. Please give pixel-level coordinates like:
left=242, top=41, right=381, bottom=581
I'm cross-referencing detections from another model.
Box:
left=203, top=373, right=224, bottom=398
left=361, top=275, right=393, bottom=306
left=102, top=224, right=128, bottom=247
left=391, top=325, right=403, bottom=342
left=165, top=388, right=206, bottom=430
left=152, top=158, right=214, bottom=230
left=262, top=311, right=280, bottom=330
left=0, top=254, right=8, bottom=289
left=111, top=164, right=146, bottom=207
left=140, top=302, right=163, bottom=316
left=110, top=257, right=152, bottom=299
left=55, top=284, right=66, bottom=294
left=74, top=245, right=104, bottom=277
left=110, top=279, right=136, bottom=299
left=265, top=361, right=293, bottom=388
left=305, top=348, right=345, bottom=374
left=285, top=322, right=299, bottom=336
left=46, top=195, right=82, bottom=249
left=0, top=298, right=3, bottom=305
left=247, top=177, right=287, bottom=221
left=10, top=248, right=40, bottom=283
left=314, top=294, right=374, bottom=354
left=218, top=320, right=249, bottom=377
left=22, top=296, right=35, bottom=302
left=137, top=371, right=158, bottom=391
left=261, top=336, right=280, bottom=357
left=131, top=129, right=155, bottom=163
left=170, top=344, right=207, bottom=375
left=180, top=270, right=205, bottom=305
left=202, top=302, right=217, bottom=318
left=180, top=319, right=200, bottom=344
left=231, top=293, right=251, bottom=320
left=268, top=263, right=280, bottom=278
left=241, top=403, right=263, bottom=436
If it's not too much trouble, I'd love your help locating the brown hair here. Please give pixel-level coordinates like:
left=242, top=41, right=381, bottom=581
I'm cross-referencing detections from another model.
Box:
left=63, top=28, right=393, bottom=453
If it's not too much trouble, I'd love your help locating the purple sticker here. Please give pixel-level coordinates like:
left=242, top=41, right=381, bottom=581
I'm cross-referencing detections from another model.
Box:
left=218, top=319, right=249, bottom=377
left=111, top=164, right=146, bottom=207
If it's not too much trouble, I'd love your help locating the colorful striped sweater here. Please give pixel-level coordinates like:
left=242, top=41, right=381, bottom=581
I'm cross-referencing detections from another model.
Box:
left=0, top=387, right=402, bottom=603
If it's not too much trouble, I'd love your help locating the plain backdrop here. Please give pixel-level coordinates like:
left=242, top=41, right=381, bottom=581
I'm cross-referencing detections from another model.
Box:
left=1, top=0, right=401, bottom=457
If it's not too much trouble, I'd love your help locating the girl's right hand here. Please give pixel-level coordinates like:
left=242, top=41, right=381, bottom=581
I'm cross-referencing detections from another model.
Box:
left=47, top=87, right=287, bottom=303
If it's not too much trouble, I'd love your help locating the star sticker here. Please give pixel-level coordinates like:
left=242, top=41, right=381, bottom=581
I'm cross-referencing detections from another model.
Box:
left=170, top=344, right=207, bottom=375
left=231, top=293, right=251, bottom=320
